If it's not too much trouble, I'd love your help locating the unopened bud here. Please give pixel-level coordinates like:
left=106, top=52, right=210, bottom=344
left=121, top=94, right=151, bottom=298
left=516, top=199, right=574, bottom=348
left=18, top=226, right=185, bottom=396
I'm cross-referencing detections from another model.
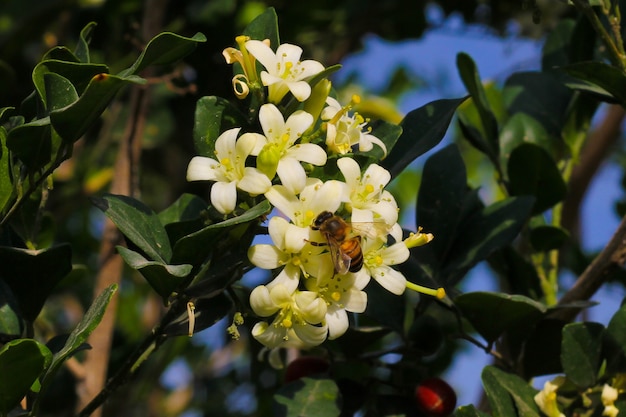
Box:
left=256, top=143, right=281, bottom=179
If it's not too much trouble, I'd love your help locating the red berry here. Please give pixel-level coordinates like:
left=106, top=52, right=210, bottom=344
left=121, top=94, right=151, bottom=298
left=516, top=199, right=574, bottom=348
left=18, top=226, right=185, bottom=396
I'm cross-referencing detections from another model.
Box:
left=284, top=356, right=330, bottom=383
left=414, top=378, right=457, bottom=417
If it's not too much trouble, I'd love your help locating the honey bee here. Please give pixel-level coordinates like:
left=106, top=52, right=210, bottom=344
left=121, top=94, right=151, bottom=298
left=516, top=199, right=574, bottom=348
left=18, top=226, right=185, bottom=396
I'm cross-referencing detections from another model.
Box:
left=310, top=211, right=365, bottom=275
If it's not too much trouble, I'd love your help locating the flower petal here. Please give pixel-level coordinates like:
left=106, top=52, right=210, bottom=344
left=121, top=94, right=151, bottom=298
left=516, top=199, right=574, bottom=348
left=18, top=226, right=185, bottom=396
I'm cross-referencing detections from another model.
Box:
left=337, top=157, right=361, bottom=187
left=215, top=127, right=241, bottom=158
left=286, top=143, right=327, bottom=165
left=265, top=185, right=300, bottom=221
left=259, top=104, right=286, bottom=141
left=238, top=167, right=272, bottom=195
left=372, top=266, right=407, bottom=295
left=277, top=157, right=307, bottom=195
left=248, top=243, right=287, bottom=269
left=325, top=305, right=349, bottom=340
left=210, top=181, right=237, bottom=214
left=293, top=323, right=328, bottom=347
left=287, top=81, right=312, bottom=102
left=186, top=156, right=221, bottom=182
left=250, top=286, right=279, bottom=317
left=267, top=265, right=301, bottom=294
left=284, top=110, right=314, bottom=140
left=245, top=40, right=277, bottom=70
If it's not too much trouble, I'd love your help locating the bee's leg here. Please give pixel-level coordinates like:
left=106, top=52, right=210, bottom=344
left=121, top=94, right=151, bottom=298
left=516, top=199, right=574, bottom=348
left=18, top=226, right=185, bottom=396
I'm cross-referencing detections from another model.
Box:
left=306, top=240, right=326, bottom=247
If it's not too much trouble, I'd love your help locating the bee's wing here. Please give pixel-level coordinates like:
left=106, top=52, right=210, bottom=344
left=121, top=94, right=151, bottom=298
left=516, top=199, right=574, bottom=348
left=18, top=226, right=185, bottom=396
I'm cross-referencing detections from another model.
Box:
left=351, top=221, right=390, bottom=239
left=328, top=238, right=351, bottom=275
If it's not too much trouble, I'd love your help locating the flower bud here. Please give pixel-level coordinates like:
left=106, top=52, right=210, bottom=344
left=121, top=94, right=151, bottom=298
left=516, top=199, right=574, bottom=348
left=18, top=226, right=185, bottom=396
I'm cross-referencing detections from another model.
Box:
left=256, top=142, right=281, bottom=179
left=303, top=79, right=332, bottom=129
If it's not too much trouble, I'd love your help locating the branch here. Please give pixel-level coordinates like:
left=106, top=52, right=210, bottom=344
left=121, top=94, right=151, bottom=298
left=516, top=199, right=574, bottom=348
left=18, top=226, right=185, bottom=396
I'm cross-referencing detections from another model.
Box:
left=551, top=213, right=626, bottom=322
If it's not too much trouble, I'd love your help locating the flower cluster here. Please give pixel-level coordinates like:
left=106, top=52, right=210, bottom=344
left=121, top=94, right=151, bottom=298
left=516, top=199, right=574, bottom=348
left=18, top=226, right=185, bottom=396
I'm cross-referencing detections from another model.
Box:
left=187, top=36, right=441, bottom=351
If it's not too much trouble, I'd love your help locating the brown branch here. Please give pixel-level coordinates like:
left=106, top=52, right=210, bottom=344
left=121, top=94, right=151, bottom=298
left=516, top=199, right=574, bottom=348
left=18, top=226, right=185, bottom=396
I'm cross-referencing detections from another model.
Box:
left=561, top=104, right=625, bottom=235
left=551, top=213, right=626, bottom=322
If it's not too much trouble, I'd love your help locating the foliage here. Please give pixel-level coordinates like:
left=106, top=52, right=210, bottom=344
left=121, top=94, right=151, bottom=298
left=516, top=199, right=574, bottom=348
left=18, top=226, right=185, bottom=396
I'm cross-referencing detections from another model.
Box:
left=1, top=1, right=626, bottom=417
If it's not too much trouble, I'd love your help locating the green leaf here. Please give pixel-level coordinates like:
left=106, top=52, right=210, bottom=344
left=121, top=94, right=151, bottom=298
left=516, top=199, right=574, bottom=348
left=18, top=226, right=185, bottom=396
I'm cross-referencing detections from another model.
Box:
left=0, top=127, right=13, bottom=215
left=353, top=119, right=402, bottom=162
left=455, top=405, right=492, bottom=417
left=364, top=279, right=406, bottom=334
left=171, top=199, right=271, bottom=264
left=32, top=60, right=108, bottom=106
left=117, top=246, right=191, bottom=299
left=0, top=339, right=52, bottom=415
left=522, top=319, right=565, bottom=378
left=542, top=19, right=576, bottom=70
left=40, top=284, right=117, bottom=389
left=482, top=366, right=540, bottom=417
left=455, top=292, right=547, bottom=344
left=606, top=304, right=626, bottom=355
left=92, top=194, right=172, bottom=262
left=0, top=279, right=23, bottom=337
left=561, top=322, right=604, bottom=388
left=6, top=117, right=54, bottom=170
left=193, top=96, right=248, bottom=157
left=456, top=53, right=499, bottom=155
left=243, top=7, right=280, bottom=46
left=507, top=143, right=567, bottom=214
left=273, top=377, right=341, bottom=417
left=50, top=73, right=144, bottom=143
left=163, top=293, right=233, bottom=336
left=44, top=73, right=79, bottom=111
left=562, top=61, right=626, bottom=105
left=529, top=225, right=569, bottom=251
left=75, top=22, right=97, bottom=63
left=445, top=196, right=535, bottom=283
left=415, top=144, right=469, bottom=271
left=382, top=97, right=467, bottom=178
left=118, top=32, right=207, bottom=77
left=158, top=193, right=208, bottom=225
left=0, top=244, right=72, bottom=322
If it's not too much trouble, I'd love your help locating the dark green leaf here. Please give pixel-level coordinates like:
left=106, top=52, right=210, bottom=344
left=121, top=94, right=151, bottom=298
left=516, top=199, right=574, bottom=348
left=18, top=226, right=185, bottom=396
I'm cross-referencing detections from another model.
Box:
left=499, top=113, right=550, bottom=163
left=542, top=19, right=576, bottom=70
left=193, top=95, right=248, bottom=157
left=561, top=322, right=604, bottom=388
left=529, top=225, right=569, bottom=251
left=606, top=304, right=626, bottom=355
left=0, top=127, right=13, bottom=215
left=75, top=22, right=97, bottom=63
left=243, top=7, right=280, bottom=46
left=6, top=117, right=53, bottom=170
left=44, top=73, right=78, bottom=111
left=363, top=279, right=406, bottom=334
left=562, top=61, right=626, bottom=105
left=273, top=377, right=341, bottom=417
left=382, top=97, right=467, bottom=178
left=445, top=196, right=535, bottom=283
left=482, top=366, right=540, bottom=417
left=32, top=60, right=108, bottom=106
left=507, top=143, right=567, bottom=214
left=158, top=193, right=208, bottom=225
left=41, top=284, right=117, bottom=389
left=0, top=279, right=23, bottom=338
left=522, top=319, right=565, bottom=378
left=50, top=73, right=144, bottom=143
left=455, top=405, right=492, bottom=417
left=353, top=119, right=402, bottom=162
left=163, top=293, right=233, bottom=337
left=487, top=246, right=542, bottom=298
left=456, top=53, right=499, bottom=154
left=455, top=292, right=547, bottom=344
left=415, top=144, right=468, bottom=272
left=117, top=246, right=191, bottom=299
left=118, top=32, right=207, bottom=77
left=92, top=194, right=172, bottom=263
left=0, top=339, right=52, bottom=415
left=0, top=244, right=72, bottom=321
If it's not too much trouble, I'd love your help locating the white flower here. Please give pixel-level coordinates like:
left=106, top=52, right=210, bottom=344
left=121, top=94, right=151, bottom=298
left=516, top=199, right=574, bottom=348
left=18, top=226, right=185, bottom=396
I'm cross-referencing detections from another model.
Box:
left=602, top=384, right=620, bottom=417
left=265, top=178, right=347, bottom=228
left=306, top=271, right=369, bottom=339
left=249, top=284, right=328, bottom=348
left=322, top=96, right=386, bottom=155
left=186, top=128, right=271, bottom=214
left=338, top=157, right=398, bottom=225
left=247, top=216, right=333, bottom=292
left=245, top=40, right=325, bottom=103
left=257, top=103, right=326, bottom=194
left=534, top=379, right=565, bottom=417
left=353, top=236, right=410, bottom=295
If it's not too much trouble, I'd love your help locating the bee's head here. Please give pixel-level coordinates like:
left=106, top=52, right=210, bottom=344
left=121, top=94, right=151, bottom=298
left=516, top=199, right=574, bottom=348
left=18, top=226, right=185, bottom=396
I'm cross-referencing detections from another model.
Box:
left=312, top=211, right=334, bottom=229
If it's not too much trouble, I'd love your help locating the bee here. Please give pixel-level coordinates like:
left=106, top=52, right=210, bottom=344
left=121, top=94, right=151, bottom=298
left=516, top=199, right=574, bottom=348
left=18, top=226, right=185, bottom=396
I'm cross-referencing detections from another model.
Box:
left=310, top=211, right=365, bottom=275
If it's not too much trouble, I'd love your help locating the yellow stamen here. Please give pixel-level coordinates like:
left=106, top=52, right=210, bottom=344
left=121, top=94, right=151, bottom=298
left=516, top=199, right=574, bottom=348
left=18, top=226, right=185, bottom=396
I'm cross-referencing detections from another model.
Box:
left=331, top=292, right=341, bottom=302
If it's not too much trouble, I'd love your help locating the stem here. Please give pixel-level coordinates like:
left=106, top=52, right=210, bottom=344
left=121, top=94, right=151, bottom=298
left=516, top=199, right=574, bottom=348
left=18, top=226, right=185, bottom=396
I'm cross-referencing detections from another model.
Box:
left=75, top=295, right=190, bottom=417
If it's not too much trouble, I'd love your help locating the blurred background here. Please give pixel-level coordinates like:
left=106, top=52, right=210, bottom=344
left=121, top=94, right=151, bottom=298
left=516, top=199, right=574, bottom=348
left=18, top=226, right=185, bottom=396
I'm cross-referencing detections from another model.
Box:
left=2, top=0, right=624, bottom=415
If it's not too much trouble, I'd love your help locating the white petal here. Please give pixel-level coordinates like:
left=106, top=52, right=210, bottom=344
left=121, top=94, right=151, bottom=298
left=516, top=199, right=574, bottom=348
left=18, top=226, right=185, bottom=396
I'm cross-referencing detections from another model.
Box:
left=260, top=71, right=283, bottom=86
left=286, top=143, right=327, bottom=165
left=325, top=305, right=349, bottom=340
left=267, top=264, right=301, bottom=294
left=252, top=321, right=285, bottom=349
left=275, top=43, right=303, bottom=63
left=276, top=158, right=307, bottom=195
left=238, top=167, right=271, bottom=195
left=382, top=242, right=410, bottom=265
left=363, top=164, right=391, bottom=188
left=293, top=323, right=328, bottom=347
left=372, top=266, right=407, bottom=295
left=235, top=132, right=259, bottom=158
left=245, top=40, right=277, bottom=71
left=245, top=133, right=268, bottom=155
left=284, top=110, right=314, bottom=140
left=287, top=81, right=312, bottom=101
left=210, top=181, right=237, bottom=214
left=248, top=244, right=286, bottom=269
left=265, top=185, right=299, bottom=221
left=283, top=223, right=309, bottom=253
left=297, top=60, right=325, bottom=78
left=259, top=104, right=285, bottom=141
left=215, top=128, right=241, bottom=158
left=186, top=156, right=220, bottom=182
left=250, top=286, right=278, bottom=317
left=360, top=133, right=387, bottom=155
left=353, top=268, right=371, bottom=290
left=343, top=289, right=367, bottom=313
left=337, top=157, right=361, bottom=187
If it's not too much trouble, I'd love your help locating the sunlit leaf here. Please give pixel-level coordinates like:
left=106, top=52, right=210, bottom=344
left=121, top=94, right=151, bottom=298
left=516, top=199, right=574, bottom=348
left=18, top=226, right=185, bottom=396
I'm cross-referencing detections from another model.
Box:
left=193, top=95, right=248, bottom=157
